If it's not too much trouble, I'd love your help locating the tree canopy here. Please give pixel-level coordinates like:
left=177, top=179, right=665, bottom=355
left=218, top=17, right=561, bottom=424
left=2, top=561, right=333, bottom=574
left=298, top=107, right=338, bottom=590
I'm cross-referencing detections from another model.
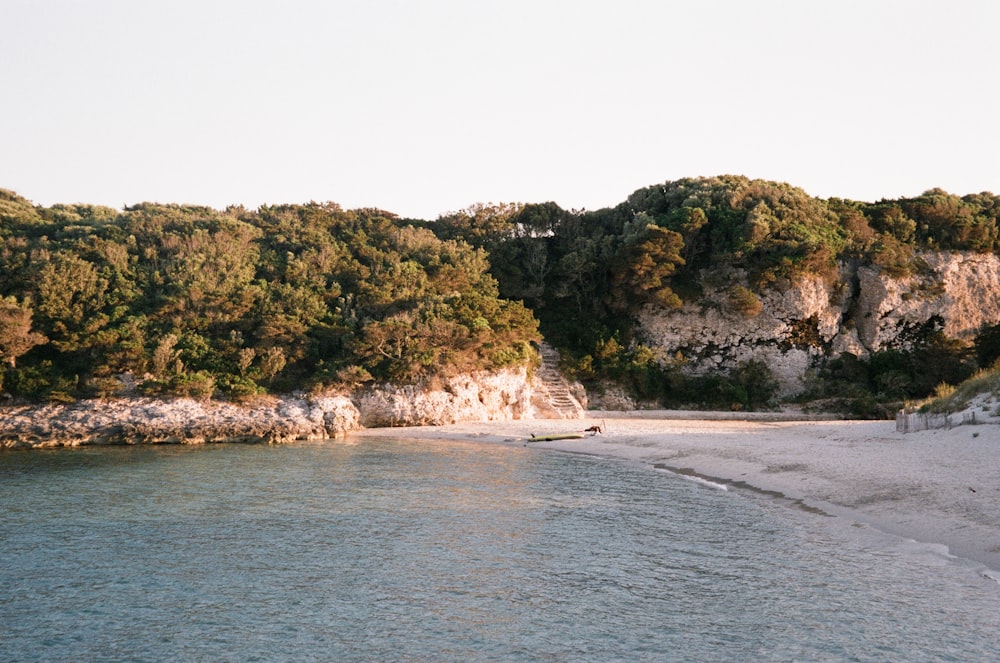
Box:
left=0, top=191, right=538, bottom=400
left=3, top=176, right=997, bottom=410
left=423, top=177, right=998, bottom=412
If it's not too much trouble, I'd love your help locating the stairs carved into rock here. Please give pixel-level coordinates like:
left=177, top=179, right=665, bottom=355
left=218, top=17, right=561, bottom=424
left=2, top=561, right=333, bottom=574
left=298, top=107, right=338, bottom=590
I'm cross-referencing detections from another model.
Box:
left=533, top=342, right=585, bottom=419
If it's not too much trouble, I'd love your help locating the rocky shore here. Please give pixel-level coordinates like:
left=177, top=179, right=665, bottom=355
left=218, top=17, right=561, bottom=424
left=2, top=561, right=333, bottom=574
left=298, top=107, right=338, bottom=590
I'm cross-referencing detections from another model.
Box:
left=0, top=395, right=361, bottom=449
left=0, top=369, right=535, bottom=449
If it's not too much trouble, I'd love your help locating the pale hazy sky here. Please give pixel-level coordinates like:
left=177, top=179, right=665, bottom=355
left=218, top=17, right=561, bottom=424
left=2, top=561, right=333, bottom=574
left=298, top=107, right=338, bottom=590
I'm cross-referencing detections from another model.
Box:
left=3, top=0, right=998, bottom=219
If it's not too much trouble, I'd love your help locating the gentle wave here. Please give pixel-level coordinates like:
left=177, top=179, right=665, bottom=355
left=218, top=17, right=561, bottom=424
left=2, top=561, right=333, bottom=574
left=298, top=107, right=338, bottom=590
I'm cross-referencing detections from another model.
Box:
left=654, top=465, right=730, bottom=490
left=2, top=439, right=999, bottom=662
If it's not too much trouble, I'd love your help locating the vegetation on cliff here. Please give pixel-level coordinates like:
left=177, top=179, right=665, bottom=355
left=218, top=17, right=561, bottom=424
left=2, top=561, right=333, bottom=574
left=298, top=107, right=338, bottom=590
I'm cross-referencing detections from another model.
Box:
left=916, top=329, right=1000, bottom=416
left=429, top=176, right=1000, bottom=414
left=3, top=176, right=998, bottom=414
left=0, top=191, right=538, bottom=401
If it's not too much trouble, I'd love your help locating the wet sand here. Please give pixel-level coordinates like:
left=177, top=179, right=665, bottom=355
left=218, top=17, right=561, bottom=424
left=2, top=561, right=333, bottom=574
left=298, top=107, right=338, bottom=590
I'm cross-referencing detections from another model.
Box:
left=354, top=412, right=1000, bottom=572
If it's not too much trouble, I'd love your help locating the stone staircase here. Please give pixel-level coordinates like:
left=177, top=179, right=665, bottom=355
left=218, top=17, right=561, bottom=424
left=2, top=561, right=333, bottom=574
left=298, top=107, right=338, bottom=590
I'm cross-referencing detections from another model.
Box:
left=532, top=342, right=585, bottom=419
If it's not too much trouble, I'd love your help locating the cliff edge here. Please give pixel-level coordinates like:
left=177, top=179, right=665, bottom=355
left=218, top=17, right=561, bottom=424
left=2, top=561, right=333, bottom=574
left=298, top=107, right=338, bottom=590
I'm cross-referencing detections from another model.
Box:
left=638, top=251, right=1000, bottom=396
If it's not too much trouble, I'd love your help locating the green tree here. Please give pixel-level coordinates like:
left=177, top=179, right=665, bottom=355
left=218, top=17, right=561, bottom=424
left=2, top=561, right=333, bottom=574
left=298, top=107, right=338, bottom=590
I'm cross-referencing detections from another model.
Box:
left=35, top=253, right=110, bottom=351
left=610, top=221, right=685, bottom=309
left=0, top=296, right=47, bottom=368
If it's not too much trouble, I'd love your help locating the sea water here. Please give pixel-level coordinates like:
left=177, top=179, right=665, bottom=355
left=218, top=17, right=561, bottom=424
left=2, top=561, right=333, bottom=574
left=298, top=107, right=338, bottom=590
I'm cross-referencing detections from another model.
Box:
left=1, top=437, right=998, bottom=662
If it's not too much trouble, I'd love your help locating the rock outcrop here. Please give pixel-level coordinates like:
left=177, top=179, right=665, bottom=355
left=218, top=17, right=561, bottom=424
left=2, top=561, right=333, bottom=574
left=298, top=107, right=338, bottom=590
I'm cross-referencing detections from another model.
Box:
left=638, top=251, right=1000, bottom=395
left=354, top=368, right=533, bottom=427
left=0, top=393, right=362, bottom=449
left=0, top=367, right=539, bottom=449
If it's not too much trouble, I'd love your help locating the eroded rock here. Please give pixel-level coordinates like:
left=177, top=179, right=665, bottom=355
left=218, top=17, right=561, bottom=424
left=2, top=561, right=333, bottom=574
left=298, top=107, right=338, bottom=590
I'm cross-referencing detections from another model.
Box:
left=0, top=368, right=535, bottom=449
left=637, top=252, right=1000, bottom=396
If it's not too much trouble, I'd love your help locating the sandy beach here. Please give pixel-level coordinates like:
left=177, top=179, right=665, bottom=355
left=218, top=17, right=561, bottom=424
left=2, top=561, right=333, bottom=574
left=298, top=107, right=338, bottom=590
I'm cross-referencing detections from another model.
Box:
left=355, top=412, right=1000, bottom=573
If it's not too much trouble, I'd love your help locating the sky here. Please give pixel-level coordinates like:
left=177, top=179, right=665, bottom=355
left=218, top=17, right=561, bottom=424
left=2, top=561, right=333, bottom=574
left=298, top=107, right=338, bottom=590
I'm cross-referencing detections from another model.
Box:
left=3, top=0, right=999, bottom=219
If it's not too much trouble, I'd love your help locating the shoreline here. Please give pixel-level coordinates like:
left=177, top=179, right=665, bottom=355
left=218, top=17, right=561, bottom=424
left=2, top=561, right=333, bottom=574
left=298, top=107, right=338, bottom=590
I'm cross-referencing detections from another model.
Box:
left=353, top=412, right=1000, bottom=574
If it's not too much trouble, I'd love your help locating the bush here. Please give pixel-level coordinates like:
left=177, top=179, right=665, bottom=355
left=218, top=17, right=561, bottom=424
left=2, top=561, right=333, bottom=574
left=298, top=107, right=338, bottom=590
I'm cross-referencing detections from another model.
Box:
left=167, top=372, right=216, bottom=400
left=82, top=376, right=124, bottom=399
left=974, top=323, right=1000, bottom=368
left=6, top=361, right=77, bottom=400
left=218, top=375, right=265, bottom=400
left=730, top=359, right=779, bottom=409
left=726, top=285, right=763, bottom=316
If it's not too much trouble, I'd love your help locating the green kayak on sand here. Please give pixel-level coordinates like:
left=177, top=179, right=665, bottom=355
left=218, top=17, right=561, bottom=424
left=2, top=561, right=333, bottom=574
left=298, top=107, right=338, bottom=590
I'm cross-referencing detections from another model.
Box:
left=527, top=433, right=586, bottom=442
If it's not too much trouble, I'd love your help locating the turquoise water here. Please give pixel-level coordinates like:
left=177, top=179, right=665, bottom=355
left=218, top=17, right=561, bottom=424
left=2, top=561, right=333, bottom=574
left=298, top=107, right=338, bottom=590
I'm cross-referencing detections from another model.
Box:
left=1, top=438, right=998, bottom=662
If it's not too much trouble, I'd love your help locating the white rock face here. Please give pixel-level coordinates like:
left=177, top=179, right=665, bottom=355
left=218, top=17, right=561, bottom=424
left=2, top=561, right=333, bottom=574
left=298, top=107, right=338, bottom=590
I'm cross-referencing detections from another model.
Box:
left=0, top=393, right=363, bottom=449
left=354, top=368, right=533, bottom=427
left=855, top=253, right=1000, bottom=347
left=0, top=368, right=534, bottom=448
left=637, top=252, right=1000, bottom=396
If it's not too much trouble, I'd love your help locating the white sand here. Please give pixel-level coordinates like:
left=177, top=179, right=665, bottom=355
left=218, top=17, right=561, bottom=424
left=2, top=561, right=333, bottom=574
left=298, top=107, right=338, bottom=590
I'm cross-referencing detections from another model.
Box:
left=355, top=412, right=1000, bottom=572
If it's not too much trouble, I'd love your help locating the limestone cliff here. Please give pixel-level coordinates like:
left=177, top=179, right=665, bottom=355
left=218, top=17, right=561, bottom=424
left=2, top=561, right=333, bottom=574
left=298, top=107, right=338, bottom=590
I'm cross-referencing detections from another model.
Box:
left=0, top=368, right=537, bottom=449
left=637, top=251, right=1000, bottom=395
left=353, top=368, right=533, bottom=427
left=0, top=394, right=362, bottom=449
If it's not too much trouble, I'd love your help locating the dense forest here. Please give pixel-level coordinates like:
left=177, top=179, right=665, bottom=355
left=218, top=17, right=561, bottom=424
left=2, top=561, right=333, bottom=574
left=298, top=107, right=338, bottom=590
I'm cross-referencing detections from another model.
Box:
left=0, top=191, right=539, bottom=401
left=425, top=176, right=1000, bottom=413
left=2, top=176, right=999, bottom=411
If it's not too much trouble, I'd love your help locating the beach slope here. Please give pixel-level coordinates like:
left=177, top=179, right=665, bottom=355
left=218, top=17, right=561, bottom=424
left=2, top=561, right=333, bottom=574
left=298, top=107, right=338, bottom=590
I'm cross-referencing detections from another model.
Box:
left=355, top=412, right=1000, bottom=572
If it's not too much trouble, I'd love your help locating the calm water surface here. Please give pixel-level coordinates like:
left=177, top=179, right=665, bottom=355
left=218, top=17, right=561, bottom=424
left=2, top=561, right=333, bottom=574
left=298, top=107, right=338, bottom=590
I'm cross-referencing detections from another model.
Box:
left=1, top=438, right=998, bottom=662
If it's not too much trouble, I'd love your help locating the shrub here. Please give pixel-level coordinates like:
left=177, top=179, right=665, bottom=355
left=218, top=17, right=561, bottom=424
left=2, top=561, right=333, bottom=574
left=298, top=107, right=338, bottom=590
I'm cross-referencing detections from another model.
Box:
left=82, top=376, right=124, bottom=399
left=974, top=323, right=1000, bottom=368
left=730, top=359, right=779, bottom=410
left=727, top=285, right=763, bottom=316
left=167, top=372, right=216, bottom=400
